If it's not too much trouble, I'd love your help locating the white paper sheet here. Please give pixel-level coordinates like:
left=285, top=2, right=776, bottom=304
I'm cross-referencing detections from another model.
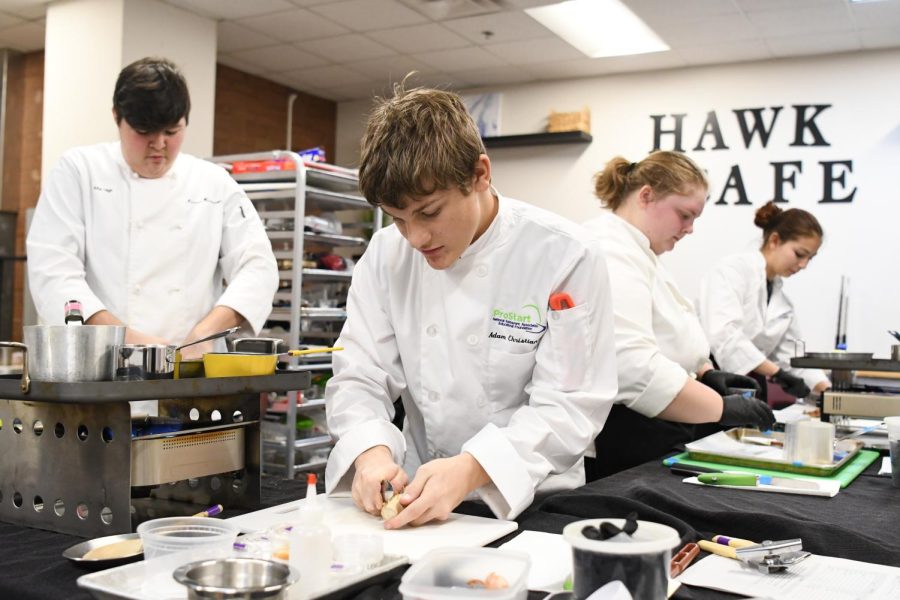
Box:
left=498, top=531, right=571, bottom=591
left=679, top=554, right=900, bottom=600
left=682, top=476, right=840, bottom=497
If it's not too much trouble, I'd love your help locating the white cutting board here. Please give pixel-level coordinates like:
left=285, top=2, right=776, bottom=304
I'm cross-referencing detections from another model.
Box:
left=226, top=496, right=518, bottom=561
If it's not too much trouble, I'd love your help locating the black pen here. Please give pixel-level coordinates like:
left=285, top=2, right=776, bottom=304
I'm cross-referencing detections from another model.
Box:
left=666, top=462, right=722, bottom=477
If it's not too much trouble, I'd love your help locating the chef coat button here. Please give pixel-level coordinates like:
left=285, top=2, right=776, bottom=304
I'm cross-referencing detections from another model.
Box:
left=476, top=398, right=486, bottom=408
left=551, top=312, right=560, bottom=321
left=476, top=265, right=488, bottom=277
left=428, top=390, right=439, bottom=401
left=426, top=325, right=438, bottom=337
left=134, top=285, right=142, bottom=294
left=466, top=334, right=478, bottom=346
left=135, top=222, right=144, bottom=230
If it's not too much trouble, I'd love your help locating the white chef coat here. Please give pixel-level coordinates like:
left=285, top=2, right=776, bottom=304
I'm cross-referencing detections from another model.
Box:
left=698, top=251, right=828, bottom=390
left=582, top=211, right=709, bottom=418
left=325, top=196, right=618, bottom=520
left=26, top=142, right=278, bottom=344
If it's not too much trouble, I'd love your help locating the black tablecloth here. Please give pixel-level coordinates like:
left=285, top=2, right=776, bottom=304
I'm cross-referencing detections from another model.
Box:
left=1, top=460, right=896, bottom=600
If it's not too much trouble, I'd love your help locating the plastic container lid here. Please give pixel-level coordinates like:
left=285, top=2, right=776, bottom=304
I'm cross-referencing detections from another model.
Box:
left=562, top=518, right=680, bottom=555
left=399, top=547, right=529, bottom=600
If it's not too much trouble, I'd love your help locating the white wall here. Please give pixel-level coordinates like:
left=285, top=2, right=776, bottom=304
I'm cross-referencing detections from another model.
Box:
left=336, top=48, right=900, bottom=357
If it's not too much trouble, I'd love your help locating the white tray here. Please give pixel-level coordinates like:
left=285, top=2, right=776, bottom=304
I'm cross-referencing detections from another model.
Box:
left=226, top=496, right=518, bottom=561
left=77, top=553, right=409, bottom=600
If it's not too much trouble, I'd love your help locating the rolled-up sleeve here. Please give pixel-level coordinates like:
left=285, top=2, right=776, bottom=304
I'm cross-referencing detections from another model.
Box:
left=215, top=181, right=279, bottom=334
left=463, top=240, right=618, bottom=519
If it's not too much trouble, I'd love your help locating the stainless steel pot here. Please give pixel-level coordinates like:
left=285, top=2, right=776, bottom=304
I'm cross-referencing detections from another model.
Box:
left=115, top=344, right=173, bottom=380
left=173, top=558, right=297, bottom=600
left=23, top=324, right=125, bottom=383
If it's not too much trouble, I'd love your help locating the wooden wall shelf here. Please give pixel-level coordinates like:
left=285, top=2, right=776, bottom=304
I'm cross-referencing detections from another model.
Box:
left=482, top=130, right=592, bottom=149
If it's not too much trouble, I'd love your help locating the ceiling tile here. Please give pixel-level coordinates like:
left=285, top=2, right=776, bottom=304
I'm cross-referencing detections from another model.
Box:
left=734, top=0, right=843, bottom=12
left=652, top=14, right=757, bottom=47
left=677, top=39, right=772, bottom=66
left=521, top=57, right=618, bottom=81
left=0, top=19, right=44, bottom=52
left=860, top=27, right=900, bottom=50
left=309, top=0, right=428, bottom=32
left=0, top=1, right=48, bottom=20
left=239, top=44, right=331, bottom=72
left=628, top=0, right=741, bottom=25
left=325, top=79, right=394, bottom=101
left=217, top=21, right=273, bottom=53
left=282, top=64, right=372, bottom=88
left=346, top=54, right=436, bottom=81
left=0, top=13, right=26, bottom=30
left=418, top=45, right=507, bottom=72
left=164, top=0, right=295, bottom=20
left=442, top=11, right=552, bottom=45
left=217, top=53, right=268, bottom=75
left=294, top=33, right=396, bottom=62
left=745, top=5, right=853, bottom=37
left=766, top=30, right=862, bottom=58
left=849, top=2, right=900, bottom=29
left=238, top=8, right=349, bottom=42
left=596, top=51, right=688, bottom=74
left=367, top=23, right=470, bottom=53
left=485, top=37, right=584, bottom=66
left=288, top=0, right=354, bottom=6
left=453, top=65, right=534, bottom=87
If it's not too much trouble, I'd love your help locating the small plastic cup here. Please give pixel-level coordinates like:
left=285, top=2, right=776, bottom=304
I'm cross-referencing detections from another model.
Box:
left=137, top=516, right=239, bottom=572
left=885, top=416, right=900, bottom=488
left=333, top=533, right=384, bottom=571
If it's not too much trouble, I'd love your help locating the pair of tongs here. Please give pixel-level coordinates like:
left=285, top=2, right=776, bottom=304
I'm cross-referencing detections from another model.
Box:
left=735, top=538, right=811, bottom=574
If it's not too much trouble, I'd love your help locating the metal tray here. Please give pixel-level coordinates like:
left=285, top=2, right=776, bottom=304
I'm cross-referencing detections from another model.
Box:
left=63, top=533, right=143, bottom=569
left=77, top=552, right=409, bottom=600
left=685, top=427, right=864, bottom=477
left=803, top=352, right=874, bottom=361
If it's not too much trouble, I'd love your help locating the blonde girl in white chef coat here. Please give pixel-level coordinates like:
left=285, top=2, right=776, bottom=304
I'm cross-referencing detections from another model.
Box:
left=583, top=152, right=774, bottom=480
left=698, top=201, right=829, bottom=406
left=324, top=83, right=619, bottom=526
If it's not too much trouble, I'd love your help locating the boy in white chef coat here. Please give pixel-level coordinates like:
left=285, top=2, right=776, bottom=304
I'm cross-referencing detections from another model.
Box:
left=27, top=57, right=277, bottom=357
left=325, top=83, right=619, bottom=525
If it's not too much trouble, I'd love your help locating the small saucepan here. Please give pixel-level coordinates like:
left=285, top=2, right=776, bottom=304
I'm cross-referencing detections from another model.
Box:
left=113, top=326, right=240, bottom=380
left=203, top=346, right=343, bottom=378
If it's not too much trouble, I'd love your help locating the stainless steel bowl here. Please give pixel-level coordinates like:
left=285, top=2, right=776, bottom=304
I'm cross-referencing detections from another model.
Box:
left=173, top=558, right=298, bottom=599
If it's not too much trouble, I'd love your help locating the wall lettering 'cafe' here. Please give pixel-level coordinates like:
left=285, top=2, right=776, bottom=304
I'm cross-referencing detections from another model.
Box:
left=650, top=105, right=857, bottom=206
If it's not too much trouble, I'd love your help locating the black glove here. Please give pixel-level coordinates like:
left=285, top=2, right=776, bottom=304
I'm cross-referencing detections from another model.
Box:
left=720, top=394, right=776, bottom=430
left=700, top=370, right=760, bottom=396
left=771, top=369, right=811, bottom=398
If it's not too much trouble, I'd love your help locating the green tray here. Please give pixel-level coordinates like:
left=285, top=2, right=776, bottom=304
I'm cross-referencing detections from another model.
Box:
left=663, top=449, right=880, bottom=489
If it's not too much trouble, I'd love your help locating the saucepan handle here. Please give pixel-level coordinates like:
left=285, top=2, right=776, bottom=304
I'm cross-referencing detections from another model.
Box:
left=0, top=341, right=30, bottom=393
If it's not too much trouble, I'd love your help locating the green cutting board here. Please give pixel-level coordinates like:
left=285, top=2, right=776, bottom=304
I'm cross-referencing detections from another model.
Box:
left=663, top=449, right=879, bottom=489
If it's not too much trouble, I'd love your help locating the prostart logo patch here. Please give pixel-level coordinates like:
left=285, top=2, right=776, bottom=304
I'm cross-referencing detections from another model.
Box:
left=490, top=304, right=547, bottom=335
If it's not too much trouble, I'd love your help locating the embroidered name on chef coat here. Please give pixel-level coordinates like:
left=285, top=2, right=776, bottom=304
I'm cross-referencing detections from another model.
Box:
left=490, top=304, right=547, bottom=346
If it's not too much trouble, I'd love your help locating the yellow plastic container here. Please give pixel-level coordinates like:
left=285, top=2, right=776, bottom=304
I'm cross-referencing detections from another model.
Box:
left=202, top=352, right=278, bottom=378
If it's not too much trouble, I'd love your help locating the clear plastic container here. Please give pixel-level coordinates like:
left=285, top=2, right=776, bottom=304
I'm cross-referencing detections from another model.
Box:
left=399, top=547, right=529, bottom=600
left=137, top=516, right=239, bottom=561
